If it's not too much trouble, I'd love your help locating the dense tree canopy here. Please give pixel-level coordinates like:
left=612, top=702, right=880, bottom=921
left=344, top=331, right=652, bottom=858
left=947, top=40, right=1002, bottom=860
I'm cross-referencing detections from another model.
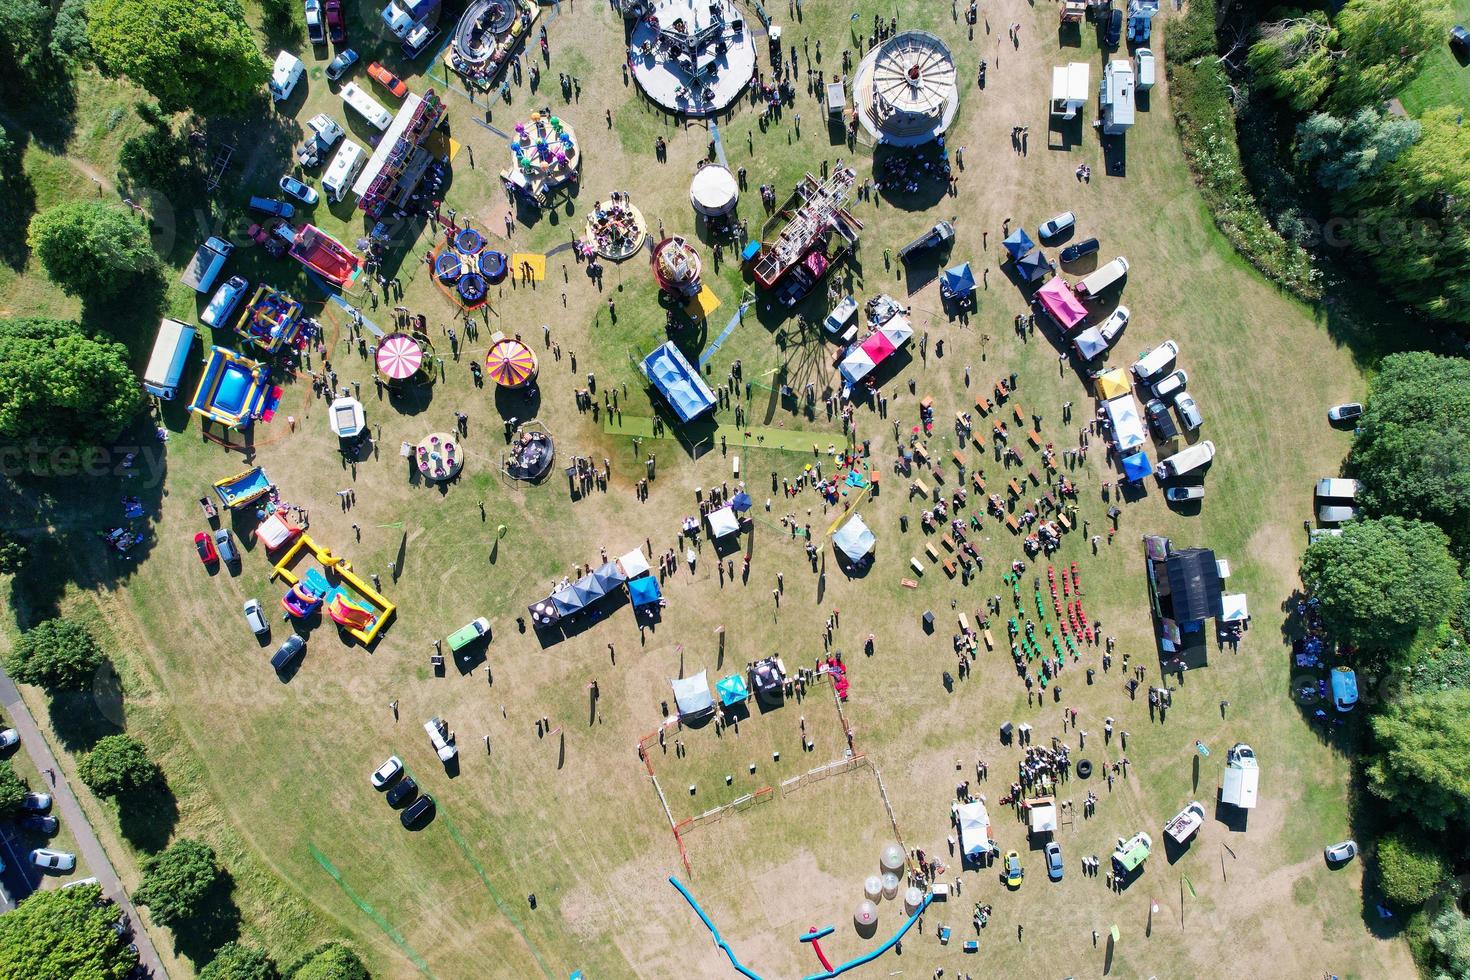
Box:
left=1300, top=516, right=1462, bottom=653
left=134, top=838, right=221, bottom=929
left=0, top=883, right=134, bottom=980
left=27, top=201, right=156, bottom=301
left=1430, top=906, right=1470, bottom=980
left=0, top=317, right=142, bottom=449
left=88, top=0, right=267, bottom=117
left=0, top=528, right=30, bottom=575
left=201, top=942, right=280, bottom=980
left=1375, top=831, right=1447, bottom=906
left=1247, top=12, right=1337, bottom=112
left=1368, top=688, right=1470, bottom=830
left=1350, top=352, right=1470, bottom=545
left=0, top=761, right=29, bottom=818
left=1294, top=109, right=1420, bottom=193
left=7, top=617, right=108, bottom=691
left=285, top=943, right=369, bottom=980
left=79, top=734, right=157, bottom=797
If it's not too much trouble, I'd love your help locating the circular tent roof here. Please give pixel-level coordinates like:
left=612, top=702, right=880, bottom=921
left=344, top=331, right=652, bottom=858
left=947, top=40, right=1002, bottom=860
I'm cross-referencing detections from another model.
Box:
left=689, top=165, right=739, bottom=217
left=484, top=338, right=539, bottom=387
left=376, top=333, right=425, bottom=380
left=854, top=31, right=959, bottom=147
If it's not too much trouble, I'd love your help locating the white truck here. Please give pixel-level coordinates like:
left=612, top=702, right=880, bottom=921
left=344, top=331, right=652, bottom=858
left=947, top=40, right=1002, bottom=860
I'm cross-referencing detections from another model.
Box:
left=424, top=717, right=457, bottom=762
left=1164, top=800, right=1206, bottom=844
left=1221, top=743, right=1259, bottom=809
left=142, top=318, right=197, bottom=400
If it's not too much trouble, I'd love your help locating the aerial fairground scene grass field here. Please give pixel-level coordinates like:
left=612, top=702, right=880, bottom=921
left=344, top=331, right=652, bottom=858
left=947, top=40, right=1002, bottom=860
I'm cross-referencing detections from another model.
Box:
left=3, top=0, right=1470, bottom=978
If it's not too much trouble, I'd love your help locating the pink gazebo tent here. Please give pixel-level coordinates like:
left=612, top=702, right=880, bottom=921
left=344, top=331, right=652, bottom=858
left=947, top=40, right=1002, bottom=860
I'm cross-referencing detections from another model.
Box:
left=376, top=333, right=424, bottom=380
left=1037, top=278, right=1088, bottom=331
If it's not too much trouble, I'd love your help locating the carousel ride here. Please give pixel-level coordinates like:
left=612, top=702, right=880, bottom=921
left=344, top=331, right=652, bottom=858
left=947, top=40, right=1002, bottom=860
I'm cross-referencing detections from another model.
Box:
left=433, top=225, right=508, bottom=310
left=583, top=193, right=649, bottom=261
left=651, top=235, right=704, bottom=298
left=504, top=421, right=555, bottom=483
left=447, top=0, right=537, bottom=87
left=416, top=431, right=463, bottom=482
left=500, top=113, right=579, bottom=206
left=627, top=0, right=757, bottom=117
left=852, top=31, right=960, bottom=147
left=375, top=331, right=436, bottom=387
left=484, top=335, right=539, bottom=390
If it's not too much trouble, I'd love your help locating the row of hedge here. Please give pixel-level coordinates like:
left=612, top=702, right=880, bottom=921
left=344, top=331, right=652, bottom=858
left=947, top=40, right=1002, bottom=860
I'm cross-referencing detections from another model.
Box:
left=1165, top=0, right=1321, bottom=302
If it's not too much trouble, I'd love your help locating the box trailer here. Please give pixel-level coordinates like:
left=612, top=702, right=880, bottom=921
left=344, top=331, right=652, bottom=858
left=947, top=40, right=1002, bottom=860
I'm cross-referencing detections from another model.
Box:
left=1221, top=743, right=1259, bottom=809
left=1050, top=62, right=1091, bottom=119
left=142, top=318, right=197, bottom=400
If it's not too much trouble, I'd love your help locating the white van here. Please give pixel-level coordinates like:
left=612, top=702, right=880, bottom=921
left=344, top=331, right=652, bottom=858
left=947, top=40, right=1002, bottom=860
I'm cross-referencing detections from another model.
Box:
left=270, top=51, right=304, bottom=102
left=321, top=139, right=366, bottom=203
left=340, top=82, right=393, bottom=131
left=1156, top=440, right=1215, bottom=479
left=1075, top=256, right=1129, bottom=297
left=1135, top=49, right=1156, bottom=91
left=142, top=318, right=197, bottom=400
left=1131, top=340, right=1179, bottom=382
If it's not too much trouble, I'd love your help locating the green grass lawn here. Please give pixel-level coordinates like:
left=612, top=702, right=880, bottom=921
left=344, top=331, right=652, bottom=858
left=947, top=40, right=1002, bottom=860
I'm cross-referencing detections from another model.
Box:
left=0, top=1, right=1418, bottom=978
left=1398, top=0, right=1470, bottom=116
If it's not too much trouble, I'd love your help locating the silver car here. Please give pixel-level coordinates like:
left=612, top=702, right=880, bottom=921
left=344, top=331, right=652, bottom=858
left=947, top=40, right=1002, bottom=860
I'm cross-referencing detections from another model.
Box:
left=1174, top=393, right=1203, bottom=431
left=1151, top=370, right=1188, bottom=402
left=1324, top=840, right=1357, bottom=865
left=243, top=599, right=269, bottom=637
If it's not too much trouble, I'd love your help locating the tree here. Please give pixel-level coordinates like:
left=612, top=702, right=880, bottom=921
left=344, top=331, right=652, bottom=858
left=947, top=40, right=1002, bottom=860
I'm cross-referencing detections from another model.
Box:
left=27, top=201, right=156, bottom=301
left=285, top=943, right=369, bottom=980
left=7, top=617, right=107, bottom=691
left=0, top=0, right=54, bottom=80
left=1350, top=352, right=1470, bottom=544
left=134, top=838, right=221, bottom=928
left=1376, top=831, right=1447, bottom=906
left=1367, top=688, right=1470, bottom=830
left=0, top=761, right=29, bottom=818
left=88, top=0, right=267, bottom=117
left=201, top=942, right=280, bottom=980
left=1330, top=0, right=1450, bottom=111
left=0, top=883, right=135, bottom=980
left=118, top=107, right=195, bottom=197
left=49, top=0, right=93, bottom=69
left=1294, top=109, right=1420, bottom=193
left=1344, top=108, right=1470, bottom=324
left=1300, top=517, right=1462, bottom=653
left=79, top=735, right=157, bottom=797
left=0, top=528, right=29, bottom=575
left=0, top=317, right=143, bottom=449
left=1248, top=13, right=1337, bottom=111
left=1430, top=906, right=1470, bottom=979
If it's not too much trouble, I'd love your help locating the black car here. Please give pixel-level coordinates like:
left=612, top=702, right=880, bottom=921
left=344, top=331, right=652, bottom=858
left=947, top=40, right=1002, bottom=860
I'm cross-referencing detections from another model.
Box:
left=1452, top=25, right=1470, bottom=58
left=400, top=793, right=434, bottom=828
left=271, top=634, right=305, bottom=672
left=386, top=775, right=418, bottom=807
left=19, top=814, right=58, bottom=835
left=1104, top=9, right=1123, bottom=47
left=1145, top=398, right=1179, bottom=440
left=1060, top=237, right=1100, bottom=265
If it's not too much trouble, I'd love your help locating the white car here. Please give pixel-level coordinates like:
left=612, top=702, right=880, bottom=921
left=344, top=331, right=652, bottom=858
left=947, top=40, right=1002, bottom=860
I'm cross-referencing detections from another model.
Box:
left=1327, top=402, right=1363, bottom=423
left=372, top=755, right=404, bottom=788
left=278, top=175, right=319, bottom=206
left=1151, top=369, right=1188, bottom=401
left=1165, top=485, right=1204, bottom=502
left=1038, top=211, right=1076, bottom=240
left=31, top=848, right=77, bottom=872
left=1096, top=305, right=1129, bottom=343
left=243, top=599, right=269, bottom=637
left=0, top=729, right=18, bottom=750
left=1174, top=392, right=1203, bottom=431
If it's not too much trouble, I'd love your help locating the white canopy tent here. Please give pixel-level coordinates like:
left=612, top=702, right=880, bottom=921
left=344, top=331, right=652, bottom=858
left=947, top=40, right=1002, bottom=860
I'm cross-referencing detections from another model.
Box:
left=833, top=514, right=876, bottom=562
left=617, top=548, right=651, bottom=579
left=1220, top=592, right=1250, bottom=622
left=707, top=505, right=740, bottom=538
left=329, top=396, right=366, bottom=438
left=956, top=800, right=992, bottom=860
left=1072, top=326, right=1108, bottom=361
left=671, top=671, right=715, bottom=720
left=1104, top=395, right=1148, bottom=452
left=1049, top=62, right=1090, bottom=119
left=1028, top=801, right=1058, bottom=835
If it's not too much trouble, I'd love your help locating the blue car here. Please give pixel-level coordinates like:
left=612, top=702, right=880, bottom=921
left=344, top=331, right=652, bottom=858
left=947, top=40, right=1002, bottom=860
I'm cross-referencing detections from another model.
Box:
left=1045, top=841, right=1064, bottom=880
left=248, top=196, right=295, bottom=218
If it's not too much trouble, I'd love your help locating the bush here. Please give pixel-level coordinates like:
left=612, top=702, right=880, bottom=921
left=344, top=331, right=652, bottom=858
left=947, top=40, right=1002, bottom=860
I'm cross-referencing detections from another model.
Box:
left=200, top=942, right=280, bottom=980
left=1377, top=832, right=1447, bottom=907
left=133, top=838, right=221, bottom=929
left=285, top=942, right=369, bottom=980
left=7, top=617, right=107, bottom=691
left=1166, top=0, right=1320, bottom=302
left=79, top=735, right=157, bottom=797
left=26, top=200, right=155, bottom=301
left=0, top=529, right=29, bottom=574
left=0, top=317, right=143, bottom=450
left=0, top=761, right=28, bottom=818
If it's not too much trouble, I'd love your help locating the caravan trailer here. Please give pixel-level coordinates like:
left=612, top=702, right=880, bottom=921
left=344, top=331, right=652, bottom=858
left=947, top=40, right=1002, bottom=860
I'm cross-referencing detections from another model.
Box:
left=340, top=82, right=393, bottom=131
left=321, top=140, right=366, bottom=203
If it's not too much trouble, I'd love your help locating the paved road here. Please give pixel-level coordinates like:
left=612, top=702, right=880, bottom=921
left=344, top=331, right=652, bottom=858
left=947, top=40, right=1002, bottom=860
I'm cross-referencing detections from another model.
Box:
left=0, top=669, right=168, bottom=978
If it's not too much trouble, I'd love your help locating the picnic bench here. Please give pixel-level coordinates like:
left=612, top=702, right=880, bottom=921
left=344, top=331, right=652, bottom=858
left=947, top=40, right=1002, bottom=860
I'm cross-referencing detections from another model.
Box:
left=972, top=473, right=987, bottom=492
left=925, top=543, right=941, bottom=562
left=914, top=443, right=930, bottom=463
left=1014, top=405, right=1025, bottom=424
left=1028, top=429, right=1042, bottom=447
left=902, top=578, right=919, bottom=588
left=975, top=394, right=991, bottom=413
left=971, top=434, right=986, bottom=451
left=943, top=559, right=957, bottom=577
left=941, top=534, right=956, bottom=552
left=910, top=558, right=925, bottom=574
left=1005, top=513, right=1021, bottom=533
left=1008, top=478, right=1023, bottom=497
left=1057, top=512, right=1073, bottom=532
left=983, top=628, right=995, bottom=650
left=910, top=478, right=931, bottom=498
left=952, top=450, right=967, bottom=469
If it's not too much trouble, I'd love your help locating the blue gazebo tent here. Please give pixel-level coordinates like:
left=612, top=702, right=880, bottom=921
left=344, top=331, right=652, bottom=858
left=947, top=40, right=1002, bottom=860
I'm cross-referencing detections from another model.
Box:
left=628, top=575, right=662, bottom=607
left=641, top=341, right=717, bottom=423
left=940, top=263, right=976, bottom=300
left=1016, top=249, right=1054, bottom=283
left=1002, top=228, right=1036, bottom=261
left=716, top=673, right=750, bottom=707
left=731, top=491, right=753, bottom=512
left=1121, top=450, right=1152, bottom=482
left=671, top=672, right=715, bottom=720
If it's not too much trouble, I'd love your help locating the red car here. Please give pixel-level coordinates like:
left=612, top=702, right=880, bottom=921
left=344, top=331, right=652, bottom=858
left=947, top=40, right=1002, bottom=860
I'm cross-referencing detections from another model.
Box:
left=368, top=62, right=408, bottom=99
left=325, top=0, right=346, bottom=44
left=195, top=531, right=219, bottom=565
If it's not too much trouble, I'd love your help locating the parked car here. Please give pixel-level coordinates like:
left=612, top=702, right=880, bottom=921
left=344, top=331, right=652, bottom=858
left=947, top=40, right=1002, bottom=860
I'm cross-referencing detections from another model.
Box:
left=248, top=197, right=295, bottom=219
left=21, top=792, right=52, bottom=813
left=200, top=275, right=248, bottom=329
left=447, top=617, right=491, bottom=653
left=372, top=755, right=404, bottom=788
left=0, top=729, right=17, bottom=750
left=822, top=294, right=859, bottom=341
left=243, top=599, right=269, bottom=637
left=368, top=62, right=409, bottom=99
left=1451, top=25, right=1469, bottom=57
left=325, top=0, right=346, bottom=44
left=1145, top=398, right=1179, bottom=441
left=194, top=531, right=218, bottom=565
left=325, top=48, right=359, bottom=83
left=19, top=814, right=58, bottom=835
left=1004, top=850, right=1024, bottom=888
left=297, top=114, right=345, bottom=168
left=1331, top=665, right=1359, bottom=712
left=1132, top=340, right=1180, bottom=382
left=213, top=528, right=238, bottom=563
left=1324, top=840, right=1358, bottom=865
left=1174, top=392, right=1203, bottom=431
left=31, top=848, right=76, bottom=872
left=386, top=774, right=418, bottom=807
left=402, top=24, right=440, bottom=58
left=401, top=794, right=435, bottom=828
left=1150, top=369, right=1188, bottom=402
left=1096, top=305, right=1129, bottom=343
left=1038, top=211, right=1076, bottom=240
left=304, top=0, right=326, bottom=45
left=1327, top=402, right=1363, bottom=423
left=1045, top=841, right=1064, bottom=880
left=1060, top=237, right=1100, bottom=264
left=1104, top=8, right=1123, bottom=47
left=1165, top=485, right=1204, bottom=502
left=271, top=634, right=306, bottom=672
left=278, top=175, right=319, bottom=205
